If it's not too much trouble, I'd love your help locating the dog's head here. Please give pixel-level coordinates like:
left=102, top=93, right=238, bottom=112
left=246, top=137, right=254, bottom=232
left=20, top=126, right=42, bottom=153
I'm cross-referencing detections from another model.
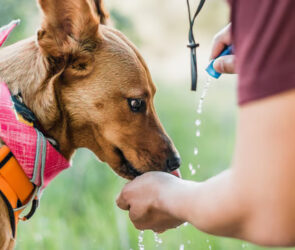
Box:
left=35, top=0, right=180, bottom=179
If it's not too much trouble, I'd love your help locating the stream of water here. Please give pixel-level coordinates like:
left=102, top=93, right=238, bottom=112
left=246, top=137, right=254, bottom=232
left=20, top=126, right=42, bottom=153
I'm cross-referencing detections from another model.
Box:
left=138, top=231, right=144, bottom=250
left=188, top=76, right=212, bottom=176
left=137, top=76, right=212, bottom=249
left=154, top=233, right=163, bottom=247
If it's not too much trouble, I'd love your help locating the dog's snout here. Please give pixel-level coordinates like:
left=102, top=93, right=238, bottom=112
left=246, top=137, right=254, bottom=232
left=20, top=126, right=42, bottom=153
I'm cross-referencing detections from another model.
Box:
left=166, top=154, right=181, bottom=171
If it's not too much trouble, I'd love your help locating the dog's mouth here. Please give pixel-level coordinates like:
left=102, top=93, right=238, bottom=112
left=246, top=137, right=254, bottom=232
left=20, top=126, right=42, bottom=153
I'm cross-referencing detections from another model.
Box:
left=114, top=147, right=181, bottom=180
left=115, top=148, right=142, bottom=179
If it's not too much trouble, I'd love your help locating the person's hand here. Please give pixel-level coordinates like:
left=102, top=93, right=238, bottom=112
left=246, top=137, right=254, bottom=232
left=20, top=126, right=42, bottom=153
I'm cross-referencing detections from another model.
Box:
left=116, top=172, right=185, bottom=233
left=210, top=23, right=236, bottom=74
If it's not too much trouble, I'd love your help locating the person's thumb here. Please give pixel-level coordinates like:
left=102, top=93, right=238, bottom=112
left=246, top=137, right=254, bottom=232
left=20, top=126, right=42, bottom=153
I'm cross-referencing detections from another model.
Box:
left=213, top=55, right=235, bottom=74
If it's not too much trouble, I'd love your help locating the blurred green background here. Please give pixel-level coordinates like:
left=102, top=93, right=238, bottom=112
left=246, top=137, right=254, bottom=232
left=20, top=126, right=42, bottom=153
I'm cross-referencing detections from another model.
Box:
left=0, top=0, right=291, bottom=249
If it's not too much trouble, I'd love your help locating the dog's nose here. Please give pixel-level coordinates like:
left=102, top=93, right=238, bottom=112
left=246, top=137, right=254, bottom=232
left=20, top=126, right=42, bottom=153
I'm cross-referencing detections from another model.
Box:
left=166, top=154, right=181, bottom=171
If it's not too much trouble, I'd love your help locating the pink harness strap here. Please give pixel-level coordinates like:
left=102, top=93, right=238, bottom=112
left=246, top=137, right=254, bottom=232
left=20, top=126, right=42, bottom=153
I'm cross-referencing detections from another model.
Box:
left=0, top=82, right=70, bottom=188
left=0, top=20, right=20, bottom=47
left=0, top=21, right=70, bottom=189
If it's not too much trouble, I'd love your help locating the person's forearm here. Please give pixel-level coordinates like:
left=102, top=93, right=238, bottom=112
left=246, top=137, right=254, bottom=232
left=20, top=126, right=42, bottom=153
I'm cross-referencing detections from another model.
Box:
left=158, top=169, right=249, bottom=238
left=117, top=90, right=295, bottom=247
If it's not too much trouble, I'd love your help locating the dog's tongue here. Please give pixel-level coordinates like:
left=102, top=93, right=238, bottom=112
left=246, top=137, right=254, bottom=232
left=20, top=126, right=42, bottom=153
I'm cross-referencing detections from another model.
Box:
left=171, top=169, right=181, bottom=178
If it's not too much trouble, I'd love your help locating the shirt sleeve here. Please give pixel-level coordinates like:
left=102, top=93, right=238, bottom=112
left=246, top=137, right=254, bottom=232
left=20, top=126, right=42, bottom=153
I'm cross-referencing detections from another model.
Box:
left=231, top=0, right=295, bottom=105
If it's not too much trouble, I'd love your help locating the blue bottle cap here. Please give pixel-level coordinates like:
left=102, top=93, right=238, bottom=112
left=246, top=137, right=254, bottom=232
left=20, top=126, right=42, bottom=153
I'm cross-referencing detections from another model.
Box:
left=206, top=45, right=233, bottom=79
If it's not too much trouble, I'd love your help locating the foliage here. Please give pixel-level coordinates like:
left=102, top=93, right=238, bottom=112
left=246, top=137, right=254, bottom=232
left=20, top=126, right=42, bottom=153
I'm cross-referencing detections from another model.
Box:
left=110, top=8, right=141, bottom=45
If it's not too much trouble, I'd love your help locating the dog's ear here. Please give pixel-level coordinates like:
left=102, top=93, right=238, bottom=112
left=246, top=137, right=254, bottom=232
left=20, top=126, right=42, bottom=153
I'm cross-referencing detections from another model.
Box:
left=90, top=0, right=109, bottom=24
left=37, top=0, right=101, bottom=76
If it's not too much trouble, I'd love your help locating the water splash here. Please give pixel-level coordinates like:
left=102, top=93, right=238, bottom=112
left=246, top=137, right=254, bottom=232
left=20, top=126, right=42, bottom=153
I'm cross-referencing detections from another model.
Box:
left=154, top=233, right=163, bottom=248
left=138, top=231, right=144, bottom=250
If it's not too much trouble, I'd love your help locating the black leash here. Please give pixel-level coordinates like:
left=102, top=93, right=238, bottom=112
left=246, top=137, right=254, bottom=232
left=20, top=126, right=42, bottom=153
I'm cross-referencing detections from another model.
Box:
left=186, top=0, right=206, bottom=91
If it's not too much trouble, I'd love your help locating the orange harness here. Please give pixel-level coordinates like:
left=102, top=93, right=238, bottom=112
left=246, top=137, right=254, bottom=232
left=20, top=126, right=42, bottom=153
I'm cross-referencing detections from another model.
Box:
left=0, top=146, right=35, bottom=237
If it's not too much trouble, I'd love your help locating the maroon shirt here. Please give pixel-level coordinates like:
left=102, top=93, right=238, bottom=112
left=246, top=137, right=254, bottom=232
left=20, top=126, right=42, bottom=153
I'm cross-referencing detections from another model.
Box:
left=229, top=0, right=295, bottom=105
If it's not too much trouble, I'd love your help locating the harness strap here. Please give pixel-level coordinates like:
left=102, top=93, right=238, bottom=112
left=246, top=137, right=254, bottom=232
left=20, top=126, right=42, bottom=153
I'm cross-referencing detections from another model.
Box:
left=0, top=178, right=17, bottom=237
left=0, top=146, right=35, bottom=237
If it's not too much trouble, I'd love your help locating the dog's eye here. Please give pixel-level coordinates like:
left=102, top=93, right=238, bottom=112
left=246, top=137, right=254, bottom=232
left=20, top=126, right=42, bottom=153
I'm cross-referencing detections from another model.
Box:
left=127, top=98, right=146, bottom=113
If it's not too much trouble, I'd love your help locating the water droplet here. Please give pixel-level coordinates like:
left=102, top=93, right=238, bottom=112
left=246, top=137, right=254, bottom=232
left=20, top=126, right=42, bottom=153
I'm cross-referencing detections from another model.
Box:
left=206, top=239, right=209, bottom=243
left=183, top=222, right=189, bottom=227
left=187, top=240, right=191, bottom=244
left=194, top=147, right=199, bottom=155
left=196, top=130, right=201, bottom=137
left=209, top=245, right=212, bottom=250
left=197, top=164, right=201, bottom=169
left=242, top=243, right=247, bottom=248
left=179, top=244, right=185, bottom=250
left=195, top=119, right=201, bottom=126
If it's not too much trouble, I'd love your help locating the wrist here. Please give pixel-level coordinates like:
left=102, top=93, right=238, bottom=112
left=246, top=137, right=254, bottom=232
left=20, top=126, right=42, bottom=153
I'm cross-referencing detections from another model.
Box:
left=156, top=178, right=199, bottom=222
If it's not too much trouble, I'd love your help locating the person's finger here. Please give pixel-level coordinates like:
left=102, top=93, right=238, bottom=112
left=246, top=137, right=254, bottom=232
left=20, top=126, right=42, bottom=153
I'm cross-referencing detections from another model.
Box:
left=210, top=41, right=229, bottom=61
left=116, top=192, right=131, bottom=210
left=129, top=207, right=145, bottom=222
left=213, top=55, right=235, bottom=74
left=155, top=229, right=166, bottom=234
left=131, top=212, right=150, bottom=230
left=209, top=24, right=232, bottom=60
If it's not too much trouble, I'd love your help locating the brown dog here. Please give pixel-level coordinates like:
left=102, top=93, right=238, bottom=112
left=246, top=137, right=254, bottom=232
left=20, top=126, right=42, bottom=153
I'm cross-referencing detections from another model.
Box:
left=0, top=0, right=180, bottom=248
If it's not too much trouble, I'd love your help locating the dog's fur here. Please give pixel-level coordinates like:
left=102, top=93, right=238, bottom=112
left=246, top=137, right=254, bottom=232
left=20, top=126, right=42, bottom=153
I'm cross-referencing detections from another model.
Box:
left=0, top=0, right=179, bottom=248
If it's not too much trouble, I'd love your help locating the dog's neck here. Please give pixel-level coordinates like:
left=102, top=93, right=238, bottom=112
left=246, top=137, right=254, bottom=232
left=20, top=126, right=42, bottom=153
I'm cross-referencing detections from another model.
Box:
left=0, top=37, right=75, bottom=159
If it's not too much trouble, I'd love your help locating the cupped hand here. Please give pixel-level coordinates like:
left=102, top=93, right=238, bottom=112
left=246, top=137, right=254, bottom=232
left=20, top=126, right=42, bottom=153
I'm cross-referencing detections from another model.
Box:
left=116, top=172, right=185, bottom=233
left=210, top=23, right=236, bottom=74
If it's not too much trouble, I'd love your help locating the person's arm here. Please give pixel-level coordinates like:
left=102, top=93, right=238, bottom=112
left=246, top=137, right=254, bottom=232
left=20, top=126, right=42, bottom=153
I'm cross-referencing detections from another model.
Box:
left=117, top=89, right=295, bottom=246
